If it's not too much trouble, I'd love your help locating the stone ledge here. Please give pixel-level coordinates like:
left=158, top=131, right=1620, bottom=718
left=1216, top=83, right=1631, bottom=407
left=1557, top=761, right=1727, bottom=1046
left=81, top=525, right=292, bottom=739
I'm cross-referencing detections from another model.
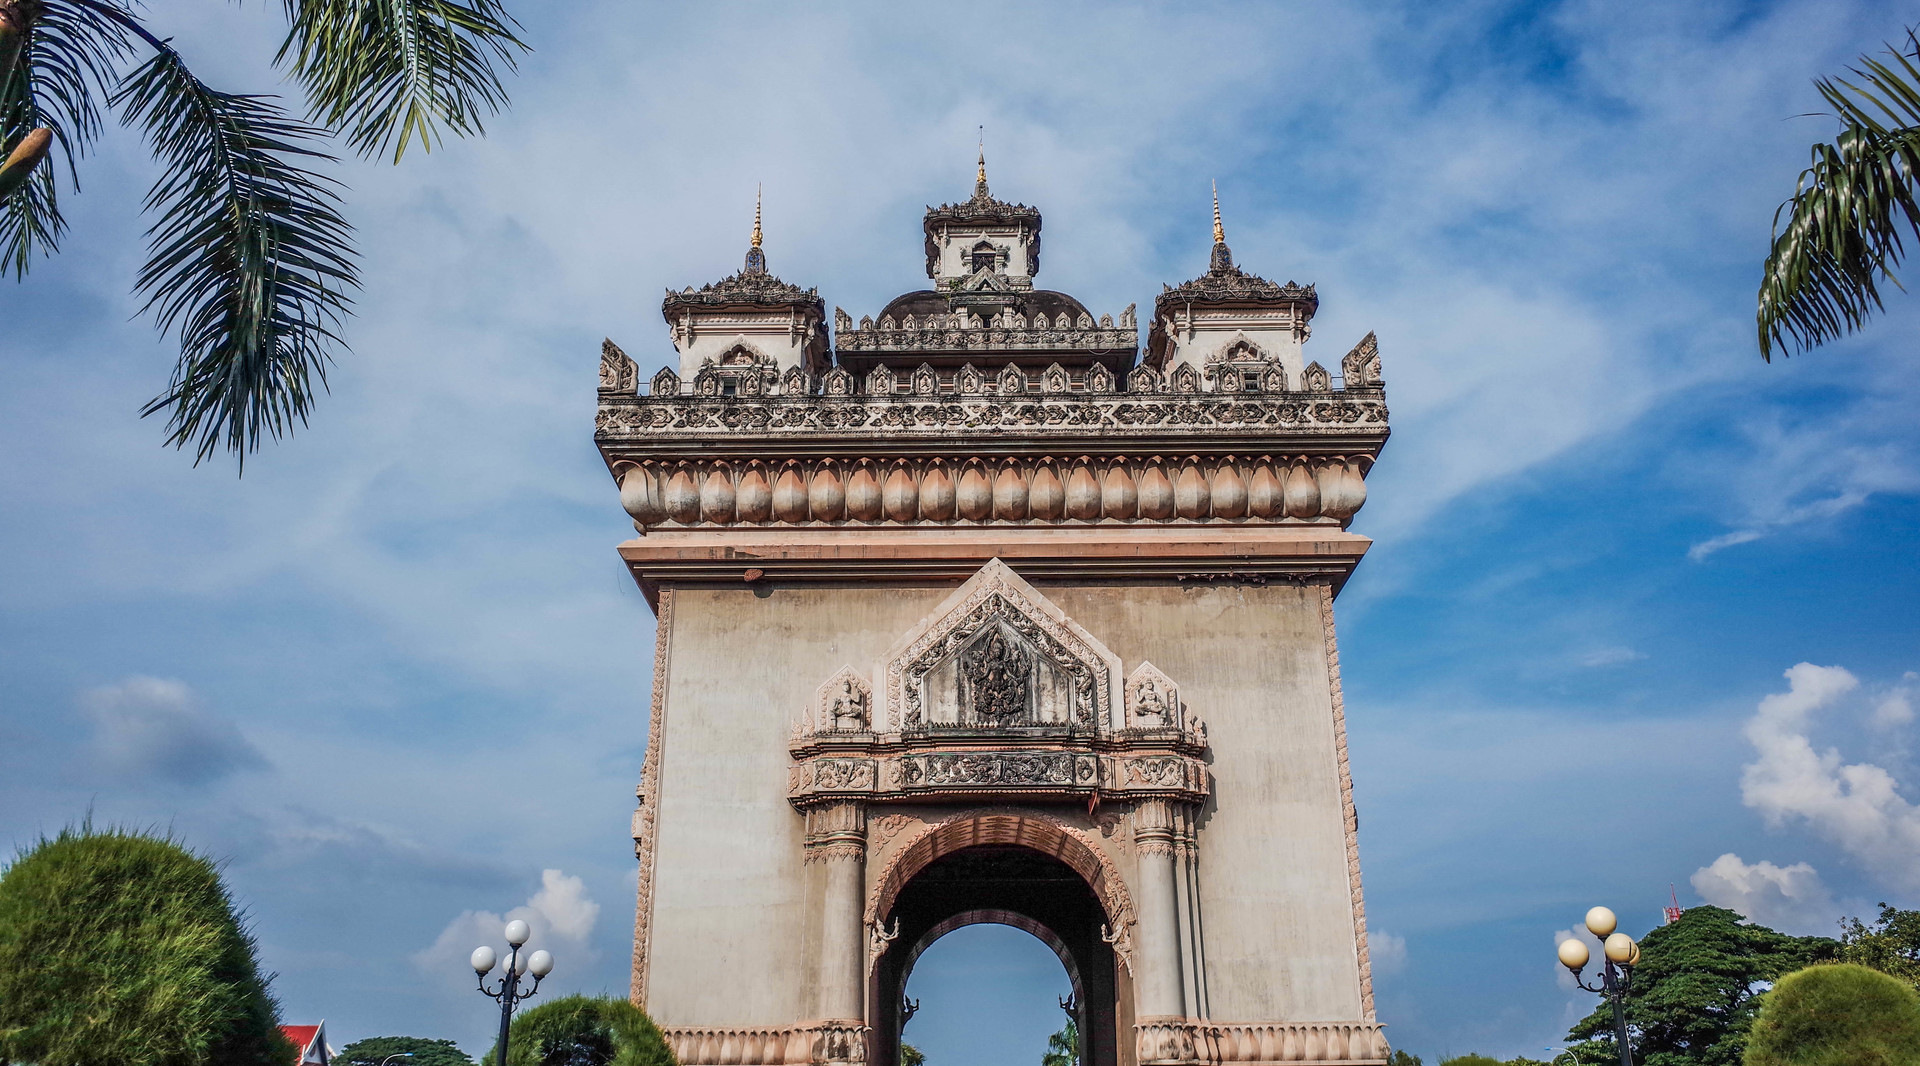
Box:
left=615, top=527, right=1373, bottom=606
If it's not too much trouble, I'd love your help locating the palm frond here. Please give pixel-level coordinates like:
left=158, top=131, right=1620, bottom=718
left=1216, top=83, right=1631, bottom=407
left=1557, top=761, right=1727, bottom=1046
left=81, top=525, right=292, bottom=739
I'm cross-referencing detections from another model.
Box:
left=276, top=0, right=525, bottom=164
left=110, top=38, right=359, bottom=466
left=1758, top=31, right=1920, bottom=360
left=0, top=0, right=135, bottom=276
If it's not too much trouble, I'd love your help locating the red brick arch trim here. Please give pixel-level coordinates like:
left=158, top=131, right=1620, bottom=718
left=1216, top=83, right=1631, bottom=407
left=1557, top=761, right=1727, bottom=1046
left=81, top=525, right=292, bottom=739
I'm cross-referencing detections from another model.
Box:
left=867, top=808, right=1136, bottom=936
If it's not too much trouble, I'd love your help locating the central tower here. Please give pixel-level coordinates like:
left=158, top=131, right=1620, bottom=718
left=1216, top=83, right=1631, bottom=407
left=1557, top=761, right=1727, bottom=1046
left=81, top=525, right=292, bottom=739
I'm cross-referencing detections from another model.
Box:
left=595, top=170, right=1393, bottom=1066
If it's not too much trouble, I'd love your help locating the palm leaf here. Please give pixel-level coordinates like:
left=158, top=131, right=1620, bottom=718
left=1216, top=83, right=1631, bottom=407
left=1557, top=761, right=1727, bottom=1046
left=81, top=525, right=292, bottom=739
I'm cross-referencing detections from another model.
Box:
left=275, top=0, right=526, bottom=163
left=1758, top=31, right=1920, bottom=360
left=0, top=0, right=135, bottom=277
left=109, top=36, right=359, bottom=466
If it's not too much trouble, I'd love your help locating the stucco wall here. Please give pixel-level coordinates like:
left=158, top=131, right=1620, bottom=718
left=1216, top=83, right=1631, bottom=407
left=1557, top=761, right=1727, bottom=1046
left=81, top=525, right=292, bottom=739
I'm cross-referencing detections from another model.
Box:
left=646, top=578, right=1361, bottom=1026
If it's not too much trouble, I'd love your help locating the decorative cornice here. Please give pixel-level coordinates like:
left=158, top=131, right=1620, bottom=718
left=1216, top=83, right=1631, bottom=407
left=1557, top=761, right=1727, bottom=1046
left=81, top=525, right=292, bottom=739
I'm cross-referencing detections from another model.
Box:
left=661, top=271, right=824, bottom=315
left=597, top=395, right=1387, bottom=451
left=1157, top=268, right=1319, bottom=313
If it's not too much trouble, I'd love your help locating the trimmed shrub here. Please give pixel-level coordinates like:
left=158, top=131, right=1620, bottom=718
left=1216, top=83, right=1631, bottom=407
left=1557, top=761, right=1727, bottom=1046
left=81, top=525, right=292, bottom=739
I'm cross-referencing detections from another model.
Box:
left=490, top=995, right=676, bottom=1066
left=0, top=825, right=292, bottom=1066
left=1745, top=963, right=1920, bottom=1066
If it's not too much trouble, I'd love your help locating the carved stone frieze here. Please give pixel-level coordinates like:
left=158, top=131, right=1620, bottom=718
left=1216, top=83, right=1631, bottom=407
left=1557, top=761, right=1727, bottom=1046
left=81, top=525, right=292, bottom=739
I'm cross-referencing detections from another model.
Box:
left=899, top=750, right=1099, bottom=788
left=600, top=339, right=638, bottom=394
left=1133, top=1019, right=1390, bottom=1066
left=607, top=454, right=1370, bottom=531
left=662, top=1022, right=871, bottom=1066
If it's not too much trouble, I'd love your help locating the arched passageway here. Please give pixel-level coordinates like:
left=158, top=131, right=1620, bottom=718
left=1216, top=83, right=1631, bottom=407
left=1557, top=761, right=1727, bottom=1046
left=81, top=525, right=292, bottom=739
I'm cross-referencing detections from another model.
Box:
left=871, top=842, right=1127, bottom=1066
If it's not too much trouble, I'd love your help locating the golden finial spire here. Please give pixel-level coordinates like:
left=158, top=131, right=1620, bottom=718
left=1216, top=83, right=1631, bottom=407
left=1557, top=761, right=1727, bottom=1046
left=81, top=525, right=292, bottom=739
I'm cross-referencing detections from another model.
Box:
left=975, top=126, right=989, bottom=198
left=751, top=184, right=763, bottom=249
left=1212, top=180, right=1225, bottom=245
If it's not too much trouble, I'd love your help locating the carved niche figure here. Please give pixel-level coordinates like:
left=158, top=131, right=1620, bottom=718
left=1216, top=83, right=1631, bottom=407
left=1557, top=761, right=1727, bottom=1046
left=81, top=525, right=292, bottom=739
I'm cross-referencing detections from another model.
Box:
left=1132, top=679, right=1170, bottom=728
left=962, top=628, right=1032, bottom=724
left=829, top=677, right=868, bottom=731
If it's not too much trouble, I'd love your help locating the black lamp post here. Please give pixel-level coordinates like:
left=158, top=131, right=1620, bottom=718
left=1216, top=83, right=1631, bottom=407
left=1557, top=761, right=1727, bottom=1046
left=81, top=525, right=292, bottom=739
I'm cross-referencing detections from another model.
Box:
left=1557, top=906, right=1640, bottom=1066
left=471, top=919, right=554, bottom=1066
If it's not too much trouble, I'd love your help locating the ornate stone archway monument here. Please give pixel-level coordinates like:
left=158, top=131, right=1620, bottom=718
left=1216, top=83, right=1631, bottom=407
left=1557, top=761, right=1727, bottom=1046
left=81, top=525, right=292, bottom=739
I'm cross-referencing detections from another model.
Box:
left=595, top=169, right=1392, bottom=1066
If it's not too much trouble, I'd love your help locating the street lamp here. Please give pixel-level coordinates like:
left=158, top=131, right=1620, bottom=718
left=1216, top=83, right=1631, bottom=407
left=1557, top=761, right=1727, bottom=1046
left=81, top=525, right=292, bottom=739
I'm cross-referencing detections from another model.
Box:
left=1557, top=906, right=1640, bottom=1066
left=377, top=1055, right=414, bottom=1066
left=473, top=919, right=555, bottom=1066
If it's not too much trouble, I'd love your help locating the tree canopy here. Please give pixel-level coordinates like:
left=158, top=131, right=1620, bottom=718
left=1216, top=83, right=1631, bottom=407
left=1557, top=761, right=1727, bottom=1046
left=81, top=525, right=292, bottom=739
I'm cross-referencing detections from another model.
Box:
left=1744, top=963, right=1920, bottom=1066
left=337, top=1035, right=478, bottom=1066
left=0, top=824, right=292, bottom=1066
left=0, top=0, right=525, bottom=466
left=1566, top=906, right=1835, bottom=1066
left=1757, top=27, right=1920, bottom=360
left=1837, top=902, right=1920, bottom=990
left=489, top=995, right=676, bottom=1066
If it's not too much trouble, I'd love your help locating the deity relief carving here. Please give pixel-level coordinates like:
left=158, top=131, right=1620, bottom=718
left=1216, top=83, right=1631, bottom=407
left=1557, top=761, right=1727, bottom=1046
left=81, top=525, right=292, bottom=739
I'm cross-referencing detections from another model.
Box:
left=813, top=668, right=873, bottom=733
left=1125, top=662, right=1182, bottom=731
left=961, top=627, right=1032, bottom=724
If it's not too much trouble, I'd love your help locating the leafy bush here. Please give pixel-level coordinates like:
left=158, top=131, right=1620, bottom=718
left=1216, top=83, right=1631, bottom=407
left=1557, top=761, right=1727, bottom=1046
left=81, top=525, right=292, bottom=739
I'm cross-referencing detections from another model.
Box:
left=338, top=1035, right=478, bottom=1066
left=1744, top=963, right=1920, bottom=1066
left=489, top=995, right=676, bottom=1066
left=0, top=824, right=293, bottom=1066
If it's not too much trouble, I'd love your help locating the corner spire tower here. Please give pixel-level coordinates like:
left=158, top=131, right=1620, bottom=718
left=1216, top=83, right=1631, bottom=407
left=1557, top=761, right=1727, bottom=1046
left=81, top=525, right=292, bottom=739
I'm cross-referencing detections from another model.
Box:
left=745, top=185, right=766, bottom=275
left=1210, top=181, right=1233, bottom=273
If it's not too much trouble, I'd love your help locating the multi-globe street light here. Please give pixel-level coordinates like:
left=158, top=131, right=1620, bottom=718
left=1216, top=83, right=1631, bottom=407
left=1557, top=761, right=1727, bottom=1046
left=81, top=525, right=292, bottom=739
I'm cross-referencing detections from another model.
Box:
left=1556, top=906, right=1640, bottom=1066
left=472, top=919, right=555, bottom=1066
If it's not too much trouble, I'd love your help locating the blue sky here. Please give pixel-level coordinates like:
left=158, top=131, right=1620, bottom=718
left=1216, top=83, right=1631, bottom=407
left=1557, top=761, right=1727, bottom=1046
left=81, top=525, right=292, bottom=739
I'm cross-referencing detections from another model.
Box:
left=3, top=1, right=1918, bottom=1062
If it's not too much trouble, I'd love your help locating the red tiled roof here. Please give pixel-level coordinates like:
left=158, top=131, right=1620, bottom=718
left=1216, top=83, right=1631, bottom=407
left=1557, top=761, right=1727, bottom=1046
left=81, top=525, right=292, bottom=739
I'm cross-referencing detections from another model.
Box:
left=281, top=1025, right=321, bottom=1060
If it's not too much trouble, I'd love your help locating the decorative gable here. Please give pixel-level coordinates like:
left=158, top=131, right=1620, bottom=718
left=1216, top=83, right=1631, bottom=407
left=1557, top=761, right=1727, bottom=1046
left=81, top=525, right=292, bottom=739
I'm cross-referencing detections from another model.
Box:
left=877, top=559, right=1122, bottom=733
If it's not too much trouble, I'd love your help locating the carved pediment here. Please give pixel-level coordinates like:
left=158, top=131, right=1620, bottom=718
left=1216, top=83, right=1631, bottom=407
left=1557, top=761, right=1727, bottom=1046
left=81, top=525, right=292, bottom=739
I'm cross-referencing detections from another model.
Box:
left=881, top=559, right=1121, bottom=733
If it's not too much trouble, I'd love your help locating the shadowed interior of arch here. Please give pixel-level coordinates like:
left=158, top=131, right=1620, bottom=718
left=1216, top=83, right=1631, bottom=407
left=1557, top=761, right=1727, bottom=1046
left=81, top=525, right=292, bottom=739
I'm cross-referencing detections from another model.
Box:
left=872, top=844, right=1124, bottom=1066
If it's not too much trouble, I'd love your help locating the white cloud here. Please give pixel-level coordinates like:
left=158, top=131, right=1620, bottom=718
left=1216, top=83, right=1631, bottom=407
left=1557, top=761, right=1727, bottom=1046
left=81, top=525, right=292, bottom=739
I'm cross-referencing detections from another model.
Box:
left=1688, top=530, right=1764, bottom=562
left=1369, top=931, right=1407, bottom=975
left=1872, top=674, right=1917, bottom=732
left=1580, top=646, right=1647, bottom=668
left=413, top=869, right=601, bottom=989
left=1689, top=853, right=1837, bottom=935
left=1740, top=663, right=1920, bottom=891
left=80, top=676, right=267, bottom=786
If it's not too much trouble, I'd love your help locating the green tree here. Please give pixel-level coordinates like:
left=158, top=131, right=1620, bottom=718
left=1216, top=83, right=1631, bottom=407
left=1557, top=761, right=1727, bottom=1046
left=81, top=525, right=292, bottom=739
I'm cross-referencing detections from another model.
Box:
left=1041, top=1018, right=1078, bottom=1066
left=0, top=0, right=525, bottom=465
left=0, top=824, right=293, bottom=1066
left=1386, top=1053, right=1423, bottom=1066
left=1566, top=906, right=1836, bottom=1066
left=1757, top=27, right=1920, bottom=360
left=1744, top=963, right=1920, bottom=1066
left=1438, top=1056, right=1504, bottom=1066
left=337, top=1035, right=478, bottom=1066
left=488, top=995, right=676, bottom=1066
left=900, top=1044, right=925, bottom=1066
left=1837, top=902, right=1920, bottom=990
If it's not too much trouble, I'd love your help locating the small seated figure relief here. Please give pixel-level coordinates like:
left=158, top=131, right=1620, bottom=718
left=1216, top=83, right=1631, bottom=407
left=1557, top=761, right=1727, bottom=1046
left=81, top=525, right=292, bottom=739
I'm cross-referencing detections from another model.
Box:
left=1132, top=679, right=1171, bottom=729
left=829, top=677, right=869, bottom=732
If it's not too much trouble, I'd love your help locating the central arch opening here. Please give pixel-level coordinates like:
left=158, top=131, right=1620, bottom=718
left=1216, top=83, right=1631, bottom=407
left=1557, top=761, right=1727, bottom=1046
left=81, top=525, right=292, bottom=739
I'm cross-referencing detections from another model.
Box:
left=871, top=841, right=1126, bottom=1066
left=901, top=923, right=1074, bottom=1066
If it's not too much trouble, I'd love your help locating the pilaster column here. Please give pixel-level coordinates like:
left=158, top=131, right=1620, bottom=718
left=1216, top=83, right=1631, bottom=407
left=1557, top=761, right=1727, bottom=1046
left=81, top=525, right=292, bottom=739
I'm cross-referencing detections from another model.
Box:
left=806, top=802, right=868, bottom=1023
left=1132, top=798, right=1188, bottom=1021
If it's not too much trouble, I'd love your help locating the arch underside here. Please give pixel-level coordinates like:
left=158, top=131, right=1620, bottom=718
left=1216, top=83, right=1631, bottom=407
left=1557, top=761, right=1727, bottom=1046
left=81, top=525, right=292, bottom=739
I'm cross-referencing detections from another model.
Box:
left=873, top=840, right=1125, bottom=1066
